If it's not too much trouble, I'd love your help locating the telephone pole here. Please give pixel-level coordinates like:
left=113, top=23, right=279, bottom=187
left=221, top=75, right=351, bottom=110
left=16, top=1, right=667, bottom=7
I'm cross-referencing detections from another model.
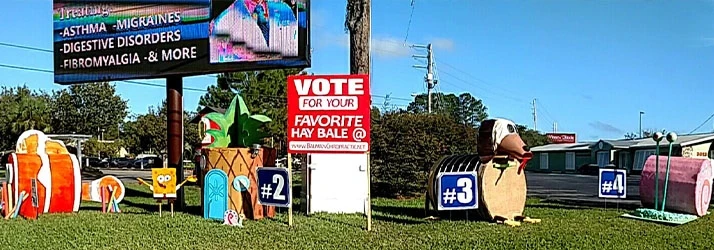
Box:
left=532, top=99, right=538, bottom=131
left=345, top=0, right=370, bottom=74
left=412, top=43, right=435, bottom=113
left=553, top=122, right=557, bottom=133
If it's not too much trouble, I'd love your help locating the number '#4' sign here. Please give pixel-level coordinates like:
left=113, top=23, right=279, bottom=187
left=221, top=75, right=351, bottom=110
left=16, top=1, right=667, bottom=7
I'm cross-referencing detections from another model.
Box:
left=437, top=172, right=479, bottom=210
left=598, top=169, right=627, bottom=199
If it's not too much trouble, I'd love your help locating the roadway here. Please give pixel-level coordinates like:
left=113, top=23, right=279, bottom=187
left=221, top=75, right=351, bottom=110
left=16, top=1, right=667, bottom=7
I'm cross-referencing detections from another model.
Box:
left=525, top=171, right=642, bottom=208
left=101, top=169, right=705, bottom=209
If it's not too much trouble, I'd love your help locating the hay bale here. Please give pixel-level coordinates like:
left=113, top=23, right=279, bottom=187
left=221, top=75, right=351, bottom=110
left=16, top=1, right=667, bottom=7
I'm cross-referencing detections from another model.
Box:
left=427, top=154, right=526, bottom=222
left=640, top=156, right=712, bottom=216
left=201, top=147, right=277, bottom=220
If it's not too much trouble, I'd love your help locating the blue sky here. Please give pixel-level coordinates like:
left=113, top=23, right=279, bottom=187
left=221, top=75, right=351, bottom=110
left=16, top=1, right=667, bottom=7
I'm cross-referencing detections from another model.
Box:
left=1, top=0, right=713, bottom=141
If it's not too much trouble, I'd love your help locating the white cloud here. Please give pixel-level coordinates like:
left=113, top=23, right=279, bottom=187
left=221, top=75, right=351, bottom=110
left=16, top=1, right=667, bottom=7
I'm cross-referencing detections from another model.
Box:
left=323, top=34, right=413, bottom=58
left=431, top=37, right=455, bottom=51
left=703, top=37, right=714, bottom=47
left=371, top=37, right=412, bottom=57
left=319, top=34, right=455, bottom=58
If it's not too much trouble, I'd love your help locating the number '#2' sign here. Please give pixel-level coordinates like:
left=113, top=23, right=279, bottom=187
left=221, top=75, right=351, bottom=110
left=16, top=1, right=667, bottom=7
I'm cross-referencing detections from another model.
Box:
left=256, top=167, right=291, bottom=207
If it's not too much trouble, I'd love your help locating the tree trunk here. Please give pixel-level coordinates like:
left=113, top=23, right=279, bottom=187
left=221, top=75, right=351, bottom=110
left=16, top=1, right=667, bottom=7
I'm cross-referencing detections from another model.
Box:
left=346, top=0, right=370, bottom=75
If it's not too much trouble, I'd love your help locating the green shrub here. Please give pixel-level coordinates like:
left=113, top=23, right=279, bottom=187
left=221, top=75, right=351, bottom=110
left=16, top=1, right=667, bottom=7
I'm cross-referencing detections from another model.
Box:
left=370, top=111, right=477, bottom=198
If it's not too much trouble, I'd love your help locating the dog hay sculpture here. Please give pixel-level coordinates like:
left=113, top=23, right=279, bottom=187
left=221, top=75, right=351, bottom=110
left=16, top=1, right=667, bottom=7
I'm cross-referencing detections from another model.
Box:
left=425, top=118, right=539, bottom=226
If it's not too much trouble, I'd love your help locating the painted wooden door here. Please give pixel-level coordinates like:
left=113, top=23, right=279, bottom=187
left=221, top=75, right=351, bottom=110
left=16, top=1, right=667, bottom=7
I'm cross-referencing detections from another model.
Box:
left=203, top=169, right=228, bottom=220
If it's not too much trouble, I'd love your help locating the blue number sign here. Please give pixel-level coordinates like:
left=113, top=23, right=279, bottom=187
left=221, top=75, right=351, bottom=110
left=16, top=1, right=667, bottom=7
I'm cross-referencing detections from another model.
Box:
left=437, top=172, right=479, bottom=210
left=599, top=169, right=627, bottom=198
left=256, top=167, right=291, bottom=207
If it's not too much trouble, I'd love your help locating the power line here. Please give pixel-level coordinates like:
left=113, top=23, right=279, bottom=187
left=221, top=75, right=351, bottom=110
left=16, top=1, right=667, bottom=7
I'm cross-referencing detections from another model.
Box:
left=0, top=40, right=415, bottom=102
left=0, top=42, right=52, bottom=53
left=436, top=69, right=529, bottom=107
left=536, top=101, right=557, bottom=125
left=0, top=62, right=410, bottom=103
left=403, top=0, right=416, bottom=44
left=437, top=60, right=529, bottom=103
left=689, top=112, right=714, bottom=134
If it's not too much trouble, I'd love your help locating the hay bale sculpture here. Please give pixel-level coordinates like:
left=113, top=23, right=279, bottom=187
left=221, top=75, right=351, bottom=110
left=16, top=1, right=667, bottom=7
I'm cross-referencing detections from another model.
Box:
left=136, top=166, right=197, bottom=217
left=198, top=94, right=277, bottom=221
left=623, top=132, right=713, bottom=225
left=425, top=118, right=540, bottom=226
left=3, top=130, right=125, bottom=219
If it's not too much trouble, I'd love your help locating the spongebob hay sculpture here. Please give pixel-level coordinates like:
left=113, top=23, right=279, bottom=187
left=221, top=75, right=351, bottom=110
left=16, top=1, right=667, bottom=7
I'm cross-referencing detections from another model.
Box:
left=425, top=118, right=540, bottom=226
left=622, top=132, right=713, bottom=225
left=197, top=95, right=277, bottom=221
left=3, top=130, right=125, bottom=220
left=137, top=167, right=197, bottom=217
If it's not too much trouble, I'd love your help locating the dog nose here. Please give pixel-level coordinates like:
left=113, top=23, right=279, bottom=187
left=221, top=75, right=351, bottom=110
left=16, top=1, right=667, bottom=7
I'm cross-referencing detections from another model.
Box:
left=522, top=145, right=530, bottom=152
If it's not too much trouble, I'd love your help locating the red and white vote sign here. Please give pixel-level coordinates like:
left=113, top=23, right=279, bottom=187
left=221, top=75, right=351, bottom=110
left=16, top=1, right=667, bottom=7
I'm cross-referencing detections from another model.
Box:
left=287, top=74, right=371, bottom=154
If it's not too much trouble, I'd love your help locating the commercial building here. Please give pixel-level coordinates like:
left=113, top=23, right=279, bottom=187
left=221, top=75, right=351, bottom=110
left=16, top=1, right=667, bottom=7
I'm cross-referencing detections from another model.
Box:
left=527, top=132, right=714, bottom=174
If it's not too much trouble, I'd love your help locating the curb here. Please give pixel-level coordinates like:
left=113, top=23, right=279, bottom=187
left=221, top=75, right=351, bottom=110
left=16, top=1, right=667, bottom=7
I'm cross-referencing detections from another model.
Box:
left=540, top=197, right=641, bottom=210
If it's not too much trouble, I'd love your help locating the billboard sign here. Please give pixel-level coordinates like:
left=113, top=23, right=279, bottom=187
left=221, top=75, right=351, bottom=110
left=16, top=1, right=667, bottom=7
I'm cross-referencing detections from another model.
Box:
left=546, top=133, right=576, bottom=144
left=53, top=0, right=311, bottom=84
left=287, top=74, right=371, bottom=154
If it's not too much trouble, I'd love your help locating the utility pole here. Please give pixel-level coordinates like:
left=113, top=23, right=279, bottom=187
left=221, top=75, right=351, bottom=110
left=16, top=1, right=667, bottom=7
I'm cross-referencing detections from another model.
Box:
left=639, top=111, right=644, bottom=138
left=345, top=0, right=370, bottom=74
left=553, top=122, right=557, bottom=133
left=532, top=99, right=538, bottom=131
left=412, top=43, right=435, bottom=113
left=345, top=0, right=371, bottom=232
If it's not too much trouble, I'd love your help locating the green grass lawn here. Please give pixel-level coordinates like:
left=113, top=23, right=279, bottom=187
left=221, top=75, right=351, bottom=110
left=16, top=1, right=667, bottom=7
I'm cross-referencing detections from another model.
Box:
left=0, top=181, right=712, bottom=249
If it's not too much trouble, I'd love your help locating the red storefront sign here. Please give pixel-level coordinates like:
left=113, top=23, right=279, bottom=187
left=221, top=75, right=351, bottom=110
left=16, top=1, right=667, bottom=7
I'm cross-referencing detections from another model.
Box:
left=287, top=74, right=371, bottom=154
left=546, top=133, right=576, bottom=144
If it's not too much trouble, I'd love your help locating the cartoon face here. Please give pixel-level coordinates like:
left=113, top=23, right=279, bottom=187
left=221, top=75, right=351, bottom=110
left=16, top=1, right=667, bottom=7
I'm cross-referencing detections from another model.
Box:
left=199, top=117, right=221, bottom=147
left=151, top=168, right=177, bottom=198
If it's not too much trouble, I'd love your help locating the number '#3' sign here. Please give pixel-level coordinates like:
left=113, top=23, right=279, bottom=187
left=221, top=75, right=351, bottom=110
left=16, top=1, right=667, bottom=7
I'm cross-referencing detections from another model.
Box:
left=437, top=172, right=479, bottom=210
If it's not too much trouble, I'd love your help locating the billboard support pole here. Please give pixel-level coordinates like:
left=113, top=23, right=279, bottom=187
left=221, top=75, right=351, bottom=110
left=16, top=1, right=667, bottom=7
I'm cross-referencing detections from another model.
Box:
left=366, top=151, right=371, bottom=231
left=166, top=76, right=185, bottom=211
left=287, top=153, right=293, bottom=226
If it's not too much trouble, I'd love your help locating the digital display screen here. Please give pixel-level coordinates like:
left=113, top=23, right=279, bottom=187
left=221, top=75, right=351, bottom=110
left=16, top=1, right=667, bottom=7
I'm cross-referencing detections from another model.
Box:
left=53, top=0, right=310, bottom=84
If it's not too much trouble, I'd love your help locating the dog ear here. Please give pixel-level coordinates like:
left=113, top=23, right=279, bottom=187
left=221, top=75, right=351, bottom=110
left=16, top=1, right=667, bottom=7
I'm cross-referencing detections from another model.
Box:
left=477, top=119, right=496, bottom=162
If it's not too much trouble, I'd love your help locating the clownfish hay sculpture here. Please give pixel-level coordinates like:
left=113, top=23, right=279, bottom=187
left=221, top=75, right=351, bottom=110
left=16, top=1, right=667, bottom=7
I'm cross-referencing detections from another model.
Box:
left=425, top=118, right=541, bottom=226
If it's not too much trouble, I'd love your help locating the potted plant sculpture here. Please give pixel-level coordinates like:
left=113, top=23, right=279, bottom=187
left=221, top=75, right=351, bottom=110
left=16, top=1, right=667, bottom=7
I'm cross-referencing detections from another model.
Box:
left=199, top=94, right=278, bottom=221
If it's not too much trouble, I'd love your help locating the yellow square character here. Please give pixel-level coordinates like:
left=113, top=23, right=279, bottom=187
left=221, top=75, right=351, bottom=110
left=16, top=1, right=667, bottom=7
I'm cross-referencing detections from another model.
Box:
left=151, top=168, right=177, bottom=198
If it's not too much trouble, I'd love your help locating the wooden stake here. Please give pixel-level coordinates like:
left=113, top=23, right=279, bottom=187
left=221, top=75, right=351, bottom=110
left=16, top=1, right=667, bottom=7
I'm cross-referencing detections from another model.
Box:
left=366, top=151, right=372, bottom=231
left=287, top=153, right=293, bottom=226
left=159, top=201, right=162, bottom=217
left=170, top=200, right=174, bottom=217
left=101, top=186, right=106, bottom=213
left=7, top=183, right=13, bottom=216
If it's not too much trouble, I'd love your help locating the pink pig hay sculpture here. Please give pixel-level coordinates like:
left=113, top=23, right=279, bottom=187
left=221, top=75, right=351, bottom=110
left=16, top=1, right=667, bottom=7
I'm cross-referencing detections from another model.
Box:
left=639, top=155, right=712, bottom=217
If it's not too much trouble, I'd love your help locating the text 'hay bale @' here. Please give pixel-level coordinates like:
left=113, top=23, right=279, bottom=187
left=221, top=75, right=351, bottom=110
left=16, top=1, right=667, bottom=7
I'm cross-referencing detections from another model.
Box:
left=640, top=156, right=713, bottom=216
left=425, top=118, right=535, bottom=224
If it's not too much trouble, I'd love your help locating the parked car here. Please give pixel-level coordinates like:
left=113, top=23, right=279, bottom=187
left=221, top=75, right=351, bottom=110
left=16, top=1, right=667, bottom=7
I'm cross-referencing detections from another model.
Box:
left=275, top=156, right=302, bottom=169
left=133, top=156, right=161, bottom=169
left=109, top=157, right=134, bottom=168
left=84, top=157, right=101, bottom=168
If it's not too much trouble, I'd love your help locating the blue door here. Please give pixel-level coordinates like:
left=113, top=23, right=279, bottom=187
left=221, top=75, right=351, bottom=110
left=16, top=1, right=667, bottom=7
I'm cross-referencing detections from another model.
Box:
left=203, top=169, right=228, bottom=220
